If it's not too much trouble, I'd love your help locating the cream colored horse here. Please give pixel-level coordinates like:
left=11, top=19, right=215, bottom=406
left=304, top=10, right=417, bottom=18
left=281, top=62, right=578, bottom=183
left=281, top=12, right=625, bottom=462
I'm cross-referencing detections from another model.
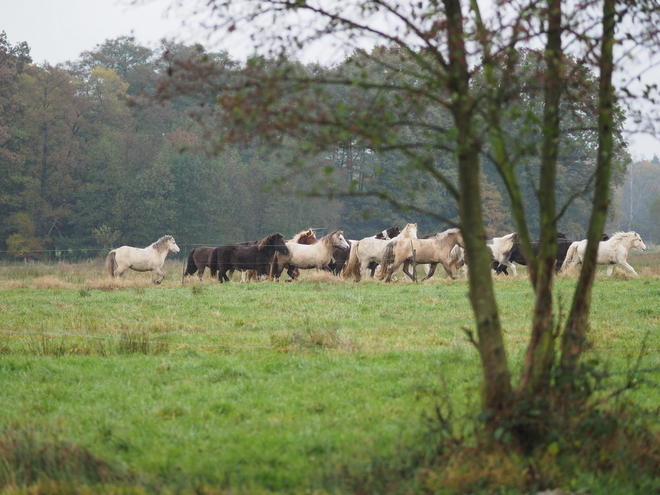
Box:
left=343, top=223, right=418, bottom=282
left=272, top=230, right=349, bottom=281
left=105, top=235, right=180, bottom=284
left=381, top=228, right=463, bottom=282
left=561, top=231, right=647, bottom=276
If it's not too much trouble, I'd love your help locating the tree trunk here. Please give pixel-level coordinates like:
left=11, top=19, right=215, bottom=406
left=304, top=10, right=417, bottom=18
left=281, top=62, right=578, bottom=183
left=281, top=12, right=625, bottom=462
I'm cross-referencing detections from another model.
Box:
left=559, top=0, right=616, bottom=388
left=516, top=0, right=562, bottom=398
left=444, top=0, right=512, bottom=416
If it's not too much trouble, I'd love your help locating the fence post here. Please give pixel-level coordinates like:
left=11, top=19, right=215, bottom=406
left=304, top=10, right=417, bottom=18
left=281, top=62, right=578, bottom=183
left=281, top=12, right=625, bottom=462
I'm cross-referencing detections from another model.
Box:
left=411, top=239, right=417, bottom=283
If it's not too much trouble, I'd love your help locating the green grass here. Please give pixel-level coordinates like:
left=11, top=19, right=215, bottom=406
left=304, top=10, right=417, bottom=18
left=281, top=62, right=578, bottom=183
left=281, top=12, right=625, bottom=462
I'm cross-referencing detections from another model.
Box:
left=0, top=257, right=659, bottom=493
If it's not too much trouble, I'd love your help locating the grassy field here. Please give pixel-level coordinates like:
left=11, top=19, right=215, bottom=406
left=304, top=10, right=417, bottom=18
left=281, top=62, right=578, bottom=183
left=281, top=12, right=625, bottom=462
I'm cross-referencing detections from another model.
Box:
left=0, top=250, right=659, bottom=493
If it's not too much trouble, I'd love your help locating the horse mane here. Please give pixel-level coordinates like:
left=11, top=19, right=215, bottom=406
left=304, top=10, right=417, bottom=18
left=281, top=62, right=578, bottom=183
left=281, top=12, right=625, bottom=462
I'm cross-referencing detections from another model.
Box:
left=317, top=230, right=339, bottom=246
left=607, top=231, right=633, bottom=250
left=381, top=225, right=401, bottom=239
left=258, top=233, right=281, bottom=250
left=151, top=235, right=173, bottom=252
left=437, top=228, right=462, bottom=243
left=401, top=223, right=417, bottom=237
left=289, top=229, right=315, bottom=243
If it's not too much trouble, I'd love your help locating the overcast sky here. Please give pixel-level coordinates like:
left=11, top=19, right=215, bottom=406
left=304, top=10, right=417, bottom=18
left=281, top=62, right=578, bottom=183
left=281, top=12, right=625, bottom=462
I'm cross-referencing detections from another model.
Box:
left=3, top=0, right=193, bottom=64
left=4, top=0, right=660, bottom=159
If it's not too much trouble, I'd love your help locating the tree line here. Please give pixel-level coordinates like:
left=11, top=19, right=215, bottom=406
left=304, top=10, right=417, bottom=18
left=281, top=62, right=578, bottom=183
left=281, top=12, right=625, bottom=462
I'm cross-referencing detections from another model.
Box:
left=0, top=31, right=639, bottom=261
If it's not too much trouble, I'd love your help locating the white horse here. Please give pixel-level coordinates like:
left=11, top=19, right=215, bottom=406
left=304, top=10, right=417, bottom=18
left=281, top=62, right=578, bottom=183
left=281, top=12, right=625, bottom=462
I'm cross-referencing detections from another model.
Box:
left=488, top=232, right=518, bottom=276
left=105, top=235, right=180, bottom=284
left=343, top=223, right=418, bottom=282
left=272, top=230, right=350, bottom=281
left=561, top=231, right=647, bottom=276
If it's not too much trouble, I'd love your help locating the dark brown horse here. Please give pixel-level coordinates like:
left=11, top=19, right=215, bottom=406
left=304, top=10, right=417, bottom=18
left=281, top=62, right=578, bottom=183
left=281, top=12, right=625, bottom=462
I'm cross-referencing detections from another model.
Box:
left=214, top=233, right=289, bottom=283
left=244, top=229, right=318, bottom=282
left=184, top=246, right=218, bottom=280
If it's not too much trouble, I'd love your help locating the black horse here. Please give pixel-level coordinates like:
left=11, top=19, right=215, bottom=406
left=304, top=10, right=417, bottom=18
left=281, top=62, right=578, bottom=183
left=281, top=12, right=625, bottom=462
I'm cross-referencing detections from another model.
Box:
left=329, top=225, right=401, bottom=276
left=213, top=233, right=289, bottom=283
left=494, top=232, right=609, bottom=275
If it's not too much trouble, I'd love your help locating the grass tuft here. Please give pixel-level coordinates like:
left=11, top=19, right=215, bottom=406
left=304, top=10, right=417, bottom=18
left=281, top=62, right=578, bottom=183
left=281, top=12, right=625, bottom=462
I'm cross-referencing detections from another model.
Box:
left=118, top=330, right=169, bottom=355
left=0, top=428, right=138, bottom=491
left=270, top=327, right=359, bottom=352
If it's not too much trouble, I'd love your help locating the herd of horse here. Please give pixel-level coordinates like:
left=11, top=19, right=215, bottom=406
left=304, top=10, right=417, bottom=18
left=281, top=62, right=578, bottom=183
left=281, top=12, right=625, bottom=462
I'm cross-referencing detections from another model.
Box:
left=104, top=227, right=648, bottom=284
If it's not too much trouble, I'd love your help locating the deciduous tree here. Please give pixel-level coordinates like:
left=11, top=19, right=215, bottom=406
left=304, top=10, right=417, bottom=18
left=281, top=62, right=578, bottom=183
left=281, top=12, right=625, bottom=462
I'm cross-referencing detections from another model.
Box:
left=155, top=0, right=655, bottom=447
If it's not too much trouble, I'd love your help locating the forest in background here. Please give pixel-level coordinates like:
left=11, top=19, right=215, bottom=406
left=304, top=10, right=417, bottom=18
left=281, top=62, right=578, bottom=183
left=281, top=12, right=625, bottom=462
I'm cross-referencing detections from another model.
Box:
left=0, top=31, right=653, bottom=261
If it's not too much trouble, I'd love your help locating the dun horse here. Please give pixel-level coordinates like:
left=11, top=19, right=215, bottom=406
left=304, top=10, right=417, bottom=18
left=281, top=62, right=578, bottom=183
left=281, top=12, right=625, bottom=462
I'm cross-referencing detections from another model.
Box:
left=380, top=228, right=463, bottom=282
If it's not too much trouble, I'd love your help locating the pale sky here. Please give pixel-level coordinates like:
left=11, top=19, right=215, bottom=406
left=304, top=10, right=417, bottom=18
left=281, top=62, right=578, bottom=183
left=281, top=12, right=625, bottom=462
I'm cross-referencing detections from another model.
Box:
left=3, top=0, right=195, bottom=64
left=3, top=0, right=660, bottom=159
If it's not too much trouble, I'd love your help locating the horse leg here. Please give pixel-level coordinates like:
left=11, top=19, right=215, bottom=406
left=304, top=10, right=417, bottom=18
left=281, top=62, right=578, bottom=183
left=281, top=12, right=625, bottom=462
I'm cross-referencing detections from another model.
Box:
left=360, top=260, right=371, bottom=279
left=152, top=269, right=164, bottom=284
left=439, top=261, right=456, bottom=280
left=113, top=264, right=126, bottom=279
left=385, top=260, right=402, bottom=283
left=613, top=261, right=638, bottom=276
left=271, top=260, right=286, bottom=281
left=402, top=260, right=415, bottom=281
left=501, top=261, right=517, bottom=276
left=217, top=264, right=230, bottom=283
left=286, top=264, right=298, bottom=281
left=422, top=263, right=439, bottom=281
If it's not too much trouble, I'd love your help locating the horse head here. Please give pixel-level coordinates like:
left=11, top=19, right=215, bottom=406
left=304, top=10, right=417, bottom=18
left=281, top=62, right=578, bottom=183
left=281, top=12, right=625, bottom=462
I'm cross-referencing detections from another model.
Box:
left=632, top=232, right=647, bottom=251
left=444, top=228, right=463, bottom=247
left=401, top=223, right=418, bottom=238
left=384, top=225, right=401, bottom=239
left=260, top=233, right=289, bottom=255
left=298, top=230, right=317, bottom=245
left=167, top=236, right=181, bottom=254
left=290, top=229, right=317, bottom=244
left=329, top=230, right=350, bottom=250
left=153, top=235, right=180, bottom=254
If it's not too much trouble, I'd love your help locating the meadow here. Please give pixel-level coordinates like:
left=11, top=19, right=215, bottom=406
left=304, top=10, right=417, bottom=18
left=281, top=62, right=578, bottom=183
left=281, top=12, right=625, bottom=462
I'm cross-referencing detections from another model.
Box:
left=0, top=250, right=659, bottom=494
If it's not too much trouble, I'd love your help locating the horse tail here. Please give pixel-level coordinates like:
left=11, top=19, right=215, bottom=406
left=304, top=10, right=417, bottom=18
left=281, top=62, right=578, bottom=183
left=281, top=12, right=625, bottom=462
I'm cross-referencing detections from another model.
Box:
left=377, top=241, right=397, bottom=280
left=343, top=241, right=361, bottom=281
left=185, top=248, right=198, bottom=277
left=561, top=242, right=579, bottom=272
left=105, top=250, right=117, bottom=278
left=210, top=248, right=220, bottom=279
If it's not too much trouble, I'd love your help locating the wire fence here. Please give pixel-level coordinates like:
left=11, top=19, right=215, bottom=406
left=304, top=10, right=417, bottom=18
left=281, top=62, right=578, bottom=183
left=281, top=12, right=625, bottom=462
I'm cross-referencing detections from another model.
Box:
left=1, top=236, right=657, bottom=262
left=0, top=237, right=335, bottom=263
